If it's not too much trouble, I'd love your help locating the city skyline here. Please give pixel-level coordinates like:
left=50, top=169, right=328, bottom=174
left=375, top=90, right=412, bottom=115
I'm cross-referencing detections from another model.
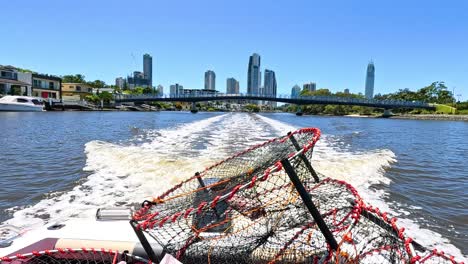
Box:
left=1, top=1, right=467, bottom=100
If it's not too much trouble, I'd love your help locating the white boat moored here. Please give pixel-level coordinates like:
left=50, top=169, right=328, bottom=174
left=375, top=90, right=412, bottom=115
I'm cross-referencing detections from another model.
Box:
left=0, top=96, right=44, bottom=112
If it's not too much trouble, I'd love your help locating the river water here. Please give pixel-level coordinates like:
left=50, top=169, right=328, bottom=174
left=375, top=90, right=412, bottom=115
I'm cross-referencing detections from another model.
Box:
left=0, top=112, right=466, bottom=259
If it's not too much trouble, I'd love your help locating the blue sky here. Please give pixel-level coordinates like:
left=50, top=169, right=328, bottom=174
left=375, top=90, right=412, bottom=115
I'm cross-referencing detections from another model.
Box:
left=1, top=0, right=467, bottom=100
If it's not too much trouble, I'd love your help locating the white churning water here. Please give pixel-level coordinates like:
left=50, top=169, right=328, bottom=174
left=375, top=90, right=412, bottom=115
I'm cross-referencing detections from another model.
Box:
left=5, top=113, right=466, bottom=261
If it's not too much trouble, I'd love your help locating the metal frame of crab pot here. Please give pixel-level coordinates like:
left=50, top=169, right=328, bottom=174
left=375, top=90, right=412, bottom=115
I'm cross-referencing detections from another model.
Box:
left=129, top=129, right=460, bottom=264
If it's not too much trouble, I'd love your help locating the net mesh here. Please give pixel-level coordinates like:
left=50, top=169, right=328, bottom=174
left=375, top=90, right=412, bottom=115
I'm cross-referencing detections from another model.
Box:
left=0, top=248, right=149, bottom=264
left=132, top=127, right=464, bottom=264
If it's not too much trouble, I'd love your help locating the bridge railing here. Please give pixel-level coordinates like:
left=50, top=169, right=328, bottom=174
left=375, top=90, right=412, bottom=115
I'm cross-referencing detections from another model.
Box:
left=115, top=93, right=431, bottom=107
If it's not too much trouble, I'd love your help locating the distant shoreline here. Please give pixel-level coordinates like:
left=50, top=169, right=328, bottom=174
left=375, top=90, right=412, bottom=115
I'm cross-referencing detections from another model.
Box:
left=41, top=108, right=468, bottom=121
left=343, top=113, right=468, bottom=121
left=386, top=114, right=468, bottom=121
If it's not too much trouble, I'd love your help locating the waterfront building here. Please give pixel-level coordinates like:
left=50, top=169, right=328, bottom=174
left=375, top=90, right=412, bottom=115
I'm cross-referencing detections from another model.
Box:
left=291, top=84, right=301, bottom=98
left=0, top=66, right=32, bottom=96
left=31, top=73, right=62, bottom=100
left=264, top=69, right=277, bottom=107
left=115, top=77, right=125, bottom=89
left=247, top=53, right=261, bottom=95
left=62, top=82, right=93, bottom=101
left=157, top=85, right=164, bottom=96
left=226, top=78, right=239, bottom=94
left=344, top=88, right=350, bottom=94
left=303, top=82, right=316, bottom=92
left=92, top=87, right=114, bottom=94
left=143, top=54, right=153, bottom=87
left=170, top=83, right=184, bottom=97
left=204, top=70, right=216, bottom=90
left=365, top=61, right=375, bottom=99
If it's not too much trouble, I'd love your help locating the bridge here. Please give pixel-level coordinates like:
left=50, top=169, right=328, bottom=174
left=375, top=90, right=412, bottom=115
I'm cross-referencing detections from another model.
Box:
left=115, top=93, right=435, bottom=113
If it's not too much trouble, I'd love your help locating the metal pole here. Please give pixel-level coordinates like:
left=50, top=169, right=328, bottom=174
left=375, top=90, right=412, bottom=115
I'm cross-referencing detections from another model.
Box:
left=195, top=172, right=221, bottom=218
left=281, top=158, right=338, bottom=250
left=287, top=132, right=320, bottom=183
left=130, top=220, right=160, bottom=262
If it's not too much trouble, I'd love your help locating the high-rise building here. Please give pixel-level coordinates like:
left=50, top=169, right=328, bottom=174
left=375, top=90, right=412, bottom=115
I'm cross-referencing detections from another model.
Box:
left=204, top=70, right=216, bottom=90
left=344, top=88, right=350, bottom=94
left=365, top=61, right=375, bottom=99
left=264, top=69, right=277, bottom=107
left=247, top=53, right=261, bottom=95
left=127, top=71, right=150, bottom=89
left=303, top=82, right=316, bottom=92
left=115, top=77, right=125, bottom=89
left=157, top=84, right=164, bottom=96
left=170, top=83, right=183, bottom=97
left=226, top=78, right=239, bottom=94
left=143, top=54, right=153, bottom=87
left=291, top=84, right=301, bottom=97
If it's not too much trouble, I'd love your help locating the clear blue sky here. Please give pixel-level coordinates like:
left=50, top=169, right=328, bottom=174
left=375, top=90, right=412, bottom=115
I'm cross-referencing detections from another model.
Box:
left=1, top=0, right=467, bottom=100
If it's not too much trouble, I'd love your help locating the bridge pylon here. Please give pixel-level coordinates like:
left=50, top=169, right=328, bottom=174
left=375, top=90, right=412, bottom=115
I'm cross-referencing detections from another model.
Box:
left=382, top=108, right=394, bottom=117
left=296, top=105, right=303, bottom=116
left=190, top=102, right=198, bottom=113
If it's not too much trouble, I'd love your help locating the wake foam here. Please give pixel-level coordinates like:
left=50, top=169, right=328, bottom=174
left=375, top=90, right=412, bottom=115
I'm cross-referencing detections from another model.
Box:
left=257, top=114, right=466, bottom=261
left=4, top=113, right=465, bottom=261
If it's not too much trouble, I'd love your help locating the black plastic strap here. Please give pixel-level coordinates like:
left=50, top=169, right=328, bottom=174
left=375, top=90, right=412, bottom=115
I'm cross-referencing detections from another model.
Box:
left=281, top=158, right=338, bottom=250
left=287, top=132, right=320, bottom=183
left=130, top=220, right=160, bottom=262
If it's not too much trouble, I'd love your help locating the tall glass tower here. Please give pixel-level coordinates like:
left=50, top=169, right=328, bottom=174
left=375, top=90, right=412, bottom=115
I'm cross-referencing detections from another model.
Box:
left=204, top=70, right=216, bottom=90
left=226, top=78, right=239, bottom=94
left=264, top=69, right=277, bottom=107
left=143, top=54, right=153, bottom=87
left=365, top=61, right=375, bottom=99
left=247, top=53, right=261, bottom=95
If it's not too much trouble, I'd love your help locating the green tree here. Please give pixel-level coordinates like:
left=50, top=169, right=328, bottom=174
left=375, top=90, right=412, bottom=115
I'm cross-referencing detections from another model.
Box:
left=300, top=88, right=332, bottom=97
left=377, top=82, right=454, bottom=104
left=87, top=80, right=107, bottom=88
left=143, top=87, right=153, bottom=94
left=85, top=94, right=100, bottom=104
left=98, top=91, right=113, bottom=103
left=245, top=104, right=260, bottom=112
left=62, top=74, right=86, bottom=83
left=130, top=87, right=145, bottom=95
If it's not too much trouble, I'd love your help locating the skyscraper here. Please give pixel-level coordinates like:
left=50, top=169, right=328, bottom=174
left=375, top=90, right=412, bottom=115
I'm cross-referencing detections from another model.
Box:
left=264, top=69, right=277, bottom=107
left=157, top=84, right=164, bottom=96
left=291, top=85, right=301, bottom=97
left=143, top=54, right=152, bottom=87
left=204, top=70, right=216, bottom=90
left=247, top=53, right=261, bottom=95
left=115, top=77, right=125, bottom=89
left=303, top=82, right=316, bottom=92
left=127, top=71, right=149, bottom=89
left=365, top=61, right=375, bottom=99
left=226, top=78, right=239, bottom=94
left=170, top=83, right=183, bottom=97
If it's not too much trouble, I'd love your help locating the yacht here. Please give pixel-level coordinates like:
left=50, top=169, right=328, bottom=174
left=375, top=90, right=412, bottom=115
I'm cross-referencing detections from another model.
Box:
left=0, top=96, right=44, bottom=112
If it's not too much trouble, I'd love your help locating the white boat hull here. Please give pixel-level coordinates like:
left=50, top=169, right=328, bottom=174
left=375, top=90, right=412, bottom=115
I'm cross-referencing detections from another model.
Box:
left=0, top=103, right=44, bottom=112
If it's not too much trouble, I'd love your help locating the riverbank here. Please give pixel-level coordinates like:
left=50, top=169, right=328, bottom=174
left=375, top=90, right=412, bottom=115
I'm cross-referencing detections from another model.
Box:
left=387, top=114, right=468, bottom=121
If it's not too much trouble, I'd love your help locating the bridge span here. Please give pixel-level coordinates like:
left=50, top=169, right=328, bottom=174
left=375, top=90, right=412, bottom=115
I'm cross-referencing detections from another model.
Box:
left=115, top=93, right=435, bottom=110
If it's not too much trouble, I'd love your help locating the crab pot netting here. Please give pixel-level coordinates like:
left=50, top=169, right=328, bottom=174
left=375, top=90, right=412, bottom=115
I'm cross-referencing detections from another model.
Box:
left=132, top=128, right=463, bottom=264
left=0, top=248, right=149, bottom=264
